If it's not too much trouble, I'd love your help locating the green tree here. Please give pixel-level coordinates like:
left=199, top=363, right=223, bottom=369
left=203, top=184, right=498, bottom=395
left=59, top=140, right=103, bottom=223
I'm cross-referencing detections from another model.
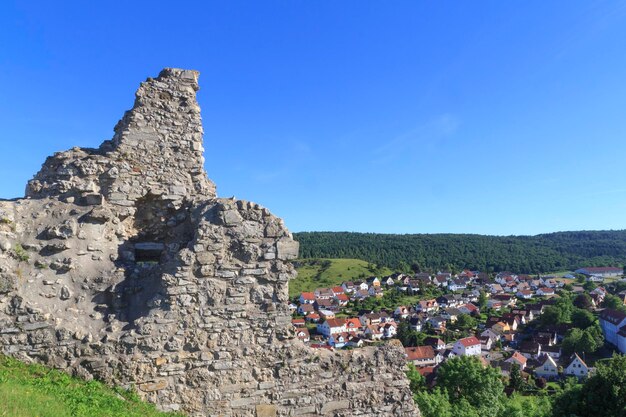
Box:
left=414, top=388, right=453, bottom=417
left=406, top=363, right=426, bottom=393
left=478, top=290, right=488, bottom=310
left=553, top=354, right=626, bottom=417
left=397, top=321, right=426, bottom=347
left=571, top=308, right=595, bottom=329
left=436, top=356, right=505, bottom=417
left=562, top=324, right=603, bottom=356
left=455, top=314, right=477, bottom=331
left=541, top=295, right=574, bottom=326
left=500, top=394, right=552, bottom=417
left=583, top=280, right=597, bottom=291
left=573, top=293, right=593, bottom=310
left=604, top=294, right=626, bottom=313
left=575, top=274, right=587, bottom=284
left=509, top=363, right=524, bottom=391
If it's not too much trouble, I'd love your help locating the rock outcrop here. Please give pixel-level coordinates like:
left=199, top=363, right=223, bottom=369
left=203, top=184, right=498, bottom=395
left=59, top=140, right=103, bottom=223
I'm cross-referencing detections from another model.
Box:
left=0, top=69, right=419, bottom=416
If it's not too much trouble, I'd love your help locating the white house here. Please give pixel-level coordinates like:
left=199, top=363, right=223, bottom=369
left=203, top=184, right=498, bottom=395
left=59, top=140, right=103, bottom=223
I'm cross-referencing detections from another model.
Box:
left=536, top=287, right=555, bottom=297
left=448, top=278, right=467, bottom=292
left=409, top=317, right=424, bottom=332
left=328, top=332, right=348, bottom=348
left=295, top=328, right=310, bottom=342
left=505, top=351, right=527, bottom=370
left=452, top=336, right=481, bottom=356
left=299, top=292, right=315, bottom=304
left=480, top=335, right=493, bottom=351
left=481, top=328, right=501, bottom=341
left=575, top=267, right=623, bottom=278
left=416, top=299, right=439, bottom=313
left=405, top=346, right=442, bottom=367
left=317, top=318, right=346, bottom=337
left=534, top=355, right=559, bottom=379
left=382, top=322, right=397, bottom=339
left=394, top=306, right=410, bottom=319
left=599, top=309, right=626, bottom=353
left=364, top=325, right=383, bottom=340
left=564, top=353, right=589, bottom=379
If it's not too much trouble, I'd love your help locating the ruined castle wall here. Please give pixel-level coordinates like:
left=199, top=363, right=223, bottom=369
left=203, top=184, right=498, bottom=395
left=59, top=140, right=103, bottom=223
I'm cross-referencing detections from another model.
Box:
left=0, top=69, right=419, bottom=417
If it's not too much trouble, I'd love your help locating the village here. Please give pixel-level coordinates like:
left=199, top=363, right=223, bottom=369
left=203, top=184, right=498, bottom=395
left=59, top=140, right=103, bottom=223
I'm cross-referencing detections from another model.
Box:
left=290, top=266, right=626, bottom=385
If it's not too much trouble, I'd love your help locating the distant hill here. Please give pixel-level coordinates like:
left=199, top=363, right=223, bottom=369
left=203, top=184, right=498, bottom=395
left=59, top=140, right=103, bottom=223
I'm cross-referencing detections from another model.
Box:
left=289, top=258, right=392, bottom=297
left=293, top=230, right=626, bottom=274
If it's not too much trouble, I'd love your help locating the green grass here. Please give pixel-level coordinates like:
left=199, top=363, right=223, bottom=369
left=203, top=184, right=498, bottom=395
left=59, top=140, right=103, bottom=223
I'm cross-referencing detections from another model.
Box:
left=290, top=258, right=393, bottom=297
left=0, top=355, right=185, bottom=417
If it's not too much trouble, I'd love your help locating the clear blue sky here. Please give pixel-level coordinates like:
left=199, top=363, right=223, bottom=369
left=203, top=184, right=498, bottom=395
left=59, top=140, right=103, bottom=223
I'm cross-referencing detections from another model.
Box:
left=2, top=1, right=626, bottom=235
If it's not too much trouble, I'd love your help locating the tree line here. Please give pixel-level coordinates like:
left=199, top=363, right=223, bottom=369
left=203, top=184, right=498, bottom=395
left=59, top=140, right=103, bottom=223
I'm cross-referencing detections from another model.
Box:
left=294, top=230, right=626, bottom=274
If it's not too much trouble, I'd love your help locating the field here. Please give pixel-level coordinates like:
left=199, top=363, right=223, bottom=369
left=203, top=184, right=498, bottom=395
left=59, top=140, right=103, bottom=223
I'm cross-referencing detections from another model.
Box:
left=289, top=258, right=393, bottom=297
left=0, top=355, right=184, bottom=417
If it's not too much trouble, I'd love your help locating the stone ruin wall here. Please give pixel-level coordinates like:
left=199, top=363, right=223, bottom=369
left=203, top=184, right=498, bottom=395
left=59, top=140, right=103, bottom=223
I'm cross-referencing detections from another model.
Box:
left=0, top=69, right=419, bottom=417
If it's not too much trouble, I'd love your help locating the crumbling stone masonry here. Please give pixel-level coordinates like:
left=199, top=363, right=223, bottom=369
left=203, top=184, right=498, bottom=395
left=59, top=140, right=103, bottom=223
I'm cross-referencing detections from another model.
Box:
left=0, top=69, right=419, bottom=416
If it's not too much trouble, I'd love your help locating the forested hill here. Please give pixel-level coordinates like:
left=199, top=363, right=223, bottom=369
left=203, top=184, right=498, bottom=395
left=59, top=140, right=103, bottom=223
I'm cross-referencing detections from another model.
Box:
left=293, top=230, right=626, bottom=274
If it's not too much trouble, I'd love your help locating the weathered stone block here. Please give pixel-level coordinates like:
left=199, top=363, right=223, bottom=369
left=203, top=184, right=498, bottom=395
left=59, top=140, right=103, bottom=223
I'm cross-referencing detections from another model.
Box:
left=256, top=404, right=277, bottom=417
left=139, top=380, right=168, bottom=392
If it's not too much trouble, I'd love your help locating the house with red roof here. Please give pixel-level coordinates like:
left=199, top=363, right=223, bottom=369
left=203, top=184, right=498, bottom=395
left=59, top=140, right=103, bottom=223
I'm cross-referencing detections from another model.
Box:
left=394, top=306, right=410, bottom=319
left=334, top=293, right=349, bottom=306
left=297, top=303, right=314, bottom=315
left=424, top=337, right=446, bottom=350
left=295, top=328, right=310, bottom=342
left=299, top=292, right=315, bottom=304
left=452, top=336, right=481, bottom=356
left=364, top=324, right=383, bottom=340
left=331, top=286, right=345, bottom=296
left=416, top=299, right=439, bottom=313
left=291, top=318, right=305, bottom=328
left=305, top=312, right=320, bottom=323
left=505, top=351, right=528, bottom=370
left=516, top=289, right=533, bottom=300
left=405, top=346, right=441, bottom=367
left=536, top=287, right=555, bottom=297
left=344, top=318, right=363, bottom=332
left=458, top=303, right=479, bottom=315
left=317, top=318, right=347, bottom=337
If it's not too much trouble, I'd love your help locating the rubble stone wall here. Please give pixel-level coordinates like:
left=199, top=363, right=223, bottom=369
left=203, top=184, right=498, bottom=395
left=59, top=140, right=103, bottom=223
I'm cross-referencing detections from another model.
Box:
left=0, top=69, right=419, bottom=417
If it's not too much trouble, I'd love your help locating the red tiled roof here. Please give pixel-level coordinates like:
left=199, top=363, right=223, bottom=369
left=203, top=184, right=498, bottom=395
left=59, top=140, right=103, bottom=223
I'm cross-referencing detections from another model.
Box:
left=462, top=303, right=478, bottom=312
left=418, top=366, right=435, bottom=377
left=458, top=336, right=480, bottom=347
left=300, top=292, right=315, bottom=300
left=405, top=346, right=436, bottom=361
left=325, top=318, right=347, bottom=328
left=345, top=318, right=362, bottom=329
left=600, top=309, right=626, bottom=324
left=508, top=351, right=527, bottom=365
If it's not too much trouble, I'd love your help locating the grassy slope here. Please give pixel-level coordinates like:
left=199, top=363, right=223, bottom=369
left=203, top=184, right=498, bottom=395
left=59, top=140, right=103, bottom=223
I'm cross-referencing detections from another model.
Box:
left=289, top=258, right=393, bottom=297
left=0, top=355, right=184, bottom=417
